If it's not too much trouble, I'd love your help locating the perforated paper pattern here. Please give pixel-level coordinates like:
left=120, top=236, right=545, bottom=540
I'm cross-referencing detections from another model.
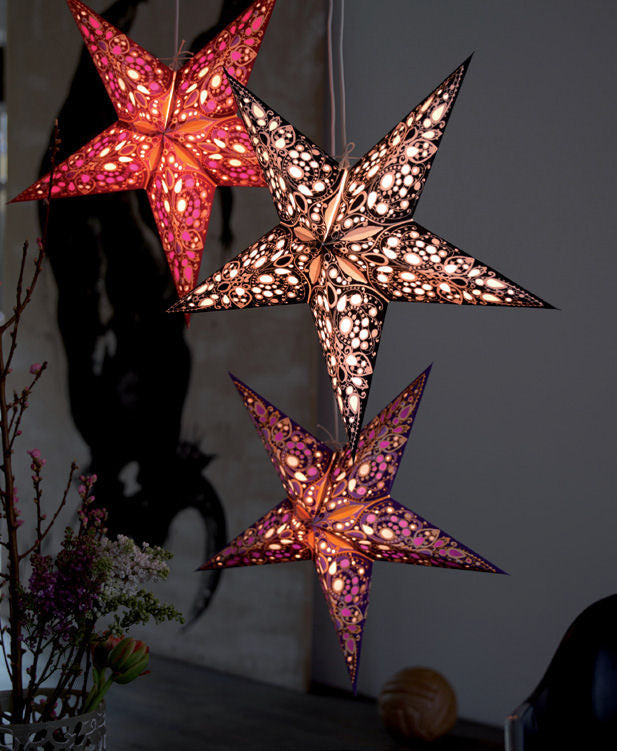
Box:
left=12, top=0, right=277, bottom=300
left=172, top=62, right=549, bottom=450
left=201, top=369, right=502, bottom=690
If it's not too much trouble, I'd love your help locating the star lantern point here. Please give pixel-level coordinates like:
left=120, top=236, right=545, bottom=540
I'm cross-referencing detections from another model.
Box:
left=202, top=367, right=503, bottom=691
left=11, top=0, right=277, bottom=300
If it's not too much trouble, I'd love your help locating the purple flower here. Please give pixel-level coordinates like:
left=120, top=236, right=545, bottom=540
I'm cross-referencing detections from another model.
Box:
left=24, top=523, right=107, bottom=648
left=29, top=363, right=42, bottom=375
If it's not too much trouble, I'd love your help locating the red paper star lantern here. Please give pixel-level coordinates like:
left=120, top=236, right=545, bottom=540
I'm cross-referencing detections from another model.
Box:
left=202, top=367, right=502, bottom=690
left=11, top=0, right=276, bottom=300
left=171, top=61, right=550, bottom=450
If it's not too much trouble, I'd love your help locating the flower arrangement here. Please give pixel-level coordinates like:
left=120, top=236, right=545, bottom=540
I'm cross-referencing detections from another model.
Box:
left=0, top=234, right=183, bottom=725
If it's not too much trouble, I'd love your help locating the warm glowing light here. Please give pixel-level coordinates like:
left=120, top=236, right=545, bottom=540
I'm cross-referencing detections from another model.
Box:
left=12, top=0, right=277, bottom=302
left=199, top=369, right=502, bottom=691
left=170, top=61, right=548, bottom=448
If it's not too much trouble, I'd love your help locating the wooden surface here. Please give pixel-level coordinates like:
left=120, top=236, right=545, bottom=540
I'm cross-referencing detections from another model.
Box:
left=106, top=654, right=504, bottom=750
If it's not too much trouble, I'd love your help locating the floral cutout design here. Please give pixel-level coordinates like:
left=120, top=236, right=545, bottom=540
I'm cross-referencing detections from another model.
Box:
left=200, top=368, right=503, bottom=690
left=12, top=0, right=277, bottom=300
left=171, top=61, right=550, bottom=451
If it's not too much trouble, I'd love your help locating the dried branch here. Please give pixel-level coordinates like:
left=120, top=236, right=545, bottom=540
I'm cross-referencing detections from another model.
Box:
left=8, top=365, right=47, bottom=452
left=0, top=121, right=59, bottom=723
left=19, top=462, right=77, bottom=561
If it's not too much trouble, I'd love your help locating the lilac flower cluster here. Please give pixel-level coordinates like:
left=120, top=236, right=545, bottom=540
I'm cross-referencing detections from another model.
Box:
left=99, top=535, right=170, bottom=601
left=22, top=477, right=108, bottom=648
left=21, top=475, right=180, bottom=657
left=25, top=524, right=105, bottom=646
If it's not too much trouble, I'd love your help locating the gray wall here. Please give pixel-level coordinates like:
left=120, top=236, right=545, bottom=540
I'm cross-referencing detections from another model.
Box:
left=311, top=0, right=617, bottom=726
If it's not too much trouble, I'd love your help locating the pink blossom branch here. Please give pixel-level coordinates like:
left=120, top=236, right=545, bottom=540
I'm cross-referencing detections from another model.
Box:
left=0, top=122, right=58, bottom=339
left=1, top=240, right=29, bottom=338
left=8, top=364, right=47, bottom=451
left=0, top=121, right=59, bottom=723
left=29, top=450, right=45, bottom=547
left=0, top=332, right=25, bottom=719
left=19, top=462, right=77, bottom=561
left=0, top=241, right=45, bottom=370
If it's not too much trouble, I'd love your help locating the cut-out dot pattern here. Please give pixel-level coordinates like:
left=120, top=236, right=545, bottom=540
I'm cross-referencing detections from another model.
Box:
left=172, top=62, right=548, bottom=450
left=146, top=140, right=217, bottom=295
left=310, top=252, right=386, bottom=451
left=68, top=0, right=174, bottom=131
left=14, top=124, right=158, bottom=200
left=202, top=499, right=313, bottom=567
left=200, top=370, right=502, bottom=690
left=330, top=224, right=543, bottom=307
left=179, top=225, right=317, bottom=310
left=228, top=74, right=343, bottom=236
left=232, top=376, right=334, bottom=517
left=12, top=0, right=276, bottom=301
left=331, top=63, right=467, bottom=236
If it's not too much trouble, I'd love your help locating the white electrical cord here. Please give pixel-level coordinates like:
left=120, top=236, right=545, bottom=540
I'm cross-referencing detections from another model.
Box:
left=174, top=0, right=180, bottom=62
left=326, top=0, right=349, bottom=445
left=327, top=0, right=348, bottom=158
left=338, top=0, right=347, bottom=157
left=327, top=0, right=336, bottom=155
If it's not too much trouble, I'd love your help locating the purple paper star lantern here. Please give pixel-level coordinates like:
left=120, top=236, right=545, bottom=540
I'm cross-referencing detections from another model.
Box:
left=201, top=366, right=503, bottom=690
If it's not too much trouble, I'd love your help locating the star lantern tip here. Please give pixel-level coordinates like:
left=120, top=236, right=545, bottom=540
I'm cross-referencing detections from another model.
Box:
left=228, top=371, right=258, bottom=403
left=199, top=369, right=503, bottom=689
left=539, top=298, right=554, bottom=309
left=11, top=0, right=277, bottom=305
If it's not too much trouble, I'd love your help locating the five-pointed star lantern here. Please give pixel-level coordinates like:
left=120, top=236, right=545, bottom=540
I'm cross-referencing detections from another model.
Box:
left=201, top=367, right=503, bottom=690
left=11, top=0, right=276, bottom=301
left=171, top=59, right=550, bottom=450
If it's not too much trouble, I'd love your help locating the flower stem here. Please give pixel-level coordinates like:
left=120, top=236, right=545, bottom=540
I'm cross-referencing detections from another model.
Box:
left=0, top=333, right=24, bottom=722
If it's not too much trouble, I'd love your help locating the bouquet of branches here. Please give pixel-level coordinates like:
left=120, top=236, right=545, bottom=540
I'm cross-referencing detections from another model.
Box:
left=0, top=237, right=183, bottom=726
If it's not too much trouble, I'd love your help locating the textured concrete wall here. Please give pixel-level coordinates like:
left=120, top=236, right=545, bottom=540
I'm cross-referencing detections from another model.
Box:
left=5, top=0, right=326, bottom=691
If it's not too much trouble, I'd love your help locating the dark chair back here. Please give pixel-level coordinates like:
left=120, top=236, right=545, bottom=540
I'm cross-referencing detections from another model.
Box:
left=506, top=595, right=617, bottom=750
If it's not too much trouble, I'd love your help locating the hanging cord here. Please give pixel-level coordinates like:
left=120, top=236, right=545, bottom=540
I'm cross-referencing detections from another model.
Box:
left=326, top=0, right=354, bottom=444
left=164, top=0, right=192, bottom=70
left=327, top=0, right=336, bottom=155
left=326, top=0, right=339, bottom=443
left=316, top=424, right=345, bottom=453
left=174, top=0, right=180, bottom=59
left=327, top=0, right=354, bottom=165
left=337, top=0, right=356, bottom=169
left=338, top=0, right=347, bottom=159
left=339, top=140, right=356, bottom=170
